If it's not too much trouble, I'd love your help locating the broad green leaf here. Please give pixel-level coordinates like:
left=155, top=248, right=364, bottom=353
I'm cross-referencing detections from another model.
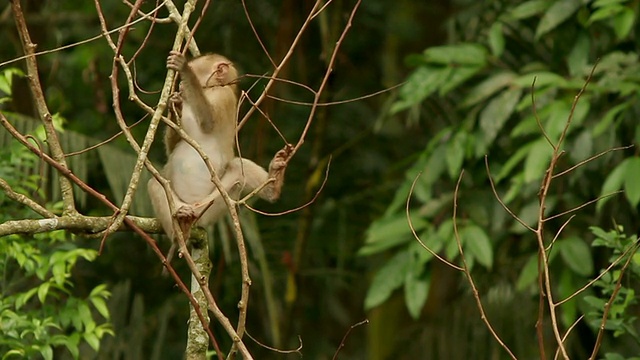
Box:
left=439, top=65, right=483, bottom=96
left=480, top=88, right=522, bottom=146
left=37, top=282, right=50, bottom=304
left=91, top=297, right=110, bottom=320
left=359, top=212, right=420, bottom=256
left=593, top=103, right=629, bottom=136
left=623, top=157, right=640, bottom=207
left=495, top=142, right=535, bottom=183
left=612, top=8, right=635, bottom=40
left=488, top=22, right=505, bottom=57
left=524, top=139, right=552, bottom=183
left=84, top=332, right=100, bottom=352
left=463, top=71, right=515, bottom=107
left=597, top=159, right=628, bottom=211
left=462, top=225, right=493, bottom=269
left=588, top=4, right=625, bottom=23
left=364, top=250, right=410, bottom=310
left=516, top=254, right=539, bottom=291
left=558, top=270, right=578, bottom=326
left=392, top=66, right=451, bottom=113
left=509, top=0, right=552, bottom=20
left=423, top=44, right=487, bottom=66
left=558, top=236, right=593, bottom=276
left=567, top=33, right=590, bottom=77
left=446, top=131, right=466, bottom=179
left=404, top=259, right=429, bottom=319
left=514, top=71, right=567, bottom=88
left=535, top=0, right=583, bottom=39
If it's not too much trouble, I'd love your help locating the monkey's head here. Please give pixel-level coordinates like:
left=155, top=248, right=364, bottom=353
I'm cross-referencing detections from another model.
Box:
left=189, top=54, right=239, bottom=92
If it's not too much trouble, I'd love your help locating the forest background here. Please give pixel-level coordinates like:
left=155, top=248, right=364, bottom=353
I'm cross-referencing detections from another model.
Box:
left=1, top=0, right=640, bottom=359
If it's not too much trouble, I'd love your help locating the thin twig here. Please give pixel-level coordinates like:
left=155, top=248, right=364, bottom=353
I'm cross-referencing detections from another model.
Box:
left=332, top=319, right=369, bottom=360
left=406, top=172, right=463, bottom=271
left=452, top=170, right=517, bottom=360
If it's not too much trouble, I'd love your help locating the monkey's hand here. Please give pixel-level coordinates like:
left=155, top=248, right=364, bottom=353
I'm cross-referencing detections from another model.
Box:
left=268, top=144, right=294, bottom=177
left=167, top=51, right=187, bottom=72
left=169, top=92, right=183, bottom=123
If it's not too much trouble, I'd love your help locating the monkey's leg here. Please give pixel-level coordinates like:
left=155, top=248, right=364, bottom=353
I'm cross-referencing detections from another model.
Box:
left=148, top=177, right=194, bottom=274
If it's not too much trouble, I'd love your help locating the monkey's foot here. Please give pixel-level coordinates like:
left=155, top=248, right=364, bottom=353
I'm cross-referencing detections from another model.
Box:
left=176, top=205, right=197, bottom=222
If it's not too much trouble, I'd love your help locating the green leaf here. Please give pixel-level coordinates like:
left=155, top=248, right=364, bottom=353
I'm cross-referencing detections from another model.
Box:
left=461, top=224, right=493, bottom=269
left=567, top=33, right=590, bottom=77
left=597, top=159, right=628, bottom=211
left=517, top=254, right=540, bottom=291
left=423, top=43, right=487, bottom=66
left=91, top=297, right=110, bottom=320
left=463, top=71, right=515, bottom=107
left=392, top=66, right=450, bottom=113
left=439, top=66, right=483, bottom=96
left=359, top=212, right=425, bottom=256
left=535, top=0, right=583, bottom=39
left=495, top=142, right=535, bottom=183
left=37, top=282, right=50, bottom=304
left=623, top=157, right=640, bottom=207
left=404, top=259, right=429, bottom=319
left=364, top=251, right=410, bottom=310
left=588, top=4, right=625, bottom=23
left=509, top=0, right=552, bottom=20
left=593, top=103, right=629, bottom=136
left=558, top=236, right=594, bottom=276
left=446, top=132, right=466, bottom=179
left=488, top=22, right=505, bottom=57
left=479, top=88, right=522, bottom=146
left=514, top=71, right=567, bottom=88
left=84, top=332, right=100, bottom=352
left=524, top=139, right=552, bottom=183
left=612, top=8, right=635, bottom=40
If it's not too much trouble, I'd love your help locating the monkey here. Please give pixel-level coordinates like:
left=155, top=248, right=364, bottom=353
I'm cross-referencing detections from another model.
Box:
left=147, top=51, right=291, bottom=273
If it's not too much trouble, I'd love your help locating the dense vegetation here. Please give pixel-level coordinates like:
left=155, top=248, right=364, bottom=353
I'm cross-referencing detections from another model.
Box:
left=1, top=0, right=639, bottom=359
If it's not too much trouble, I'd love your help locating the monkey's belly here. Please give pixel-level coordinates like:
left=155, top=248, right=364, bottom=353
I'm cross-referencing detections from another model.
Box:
left=170, top=146, right=228, bottom=203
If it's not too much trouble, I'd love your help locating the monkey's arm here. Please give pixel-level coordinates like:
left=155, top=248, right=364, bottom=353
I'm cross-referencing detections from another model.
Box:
left=167, top=51, right=216, bottom=133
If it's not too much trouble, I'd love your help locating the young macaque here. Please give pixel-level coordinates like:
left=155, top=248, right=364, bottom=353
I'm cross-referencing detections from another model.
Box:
left=147, top=51, right=291, bottom=273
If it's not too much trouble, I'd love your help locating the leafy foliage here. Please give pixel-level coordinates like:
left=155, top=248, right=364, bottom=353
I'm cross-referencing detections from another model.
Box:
left=0, top=118, right=113, bottom=359
left=363, top=0, right=640, bottom=347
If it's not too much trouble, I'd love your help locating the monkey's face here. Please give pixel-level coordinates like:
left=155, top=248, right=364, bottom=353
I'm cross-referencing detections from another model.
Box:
left=189, top=55, right=238, bottom=89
